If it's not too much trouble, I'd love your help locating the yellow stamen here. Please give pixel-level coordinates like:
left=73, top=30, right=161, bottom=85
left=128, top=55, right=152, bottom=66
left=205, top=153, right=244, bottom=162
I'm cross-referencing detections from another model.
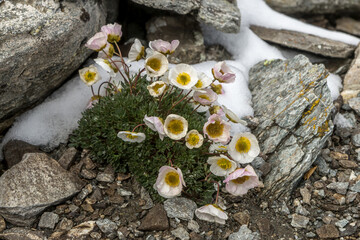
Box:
left=147, top=58, right=161, bottom=71
left=187, top=133, right=200, bottom=146
left=126, top=134, right=138, bottom=139
left=232, top=176, right=250, bottom=184
left=176, top=72, right=191, bottom=86
left=84, top=71, right=96, bottom=83
left=165, top=171, right=180, bottom=187
left=136, top=46, right=145, bottom=61
left=108, top=34, right=121, bottom=43
left=211, top=83, right=223, bottom=95
left=195, top=80, right=203, bottom=88
left=104, top=59, right=118, bottom=72
left=235, top=137, right=251, bottom=153
left=216, top=158, right=232, bottom=170
left=206, top=120, right=224, bottom=138
left=199, top=95, right=210, bottom=101
left=152, top=82, right=165, bottom=94
left=167, top=119, right=184, bottom=135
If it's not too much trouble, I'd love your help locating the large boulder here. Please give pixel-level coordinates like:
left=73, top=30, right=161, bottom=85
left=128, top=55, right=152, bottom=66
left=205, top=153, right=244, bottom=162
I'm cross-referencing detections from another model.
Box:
left=130, top=0, right=241, bottom=33
left=265, top=0, right=360, bottom=15
left=0, top=153, right=84, bottom=226
left=249, top=55, right=334, bottom=200
left=0, top=0, right=111, bottom=134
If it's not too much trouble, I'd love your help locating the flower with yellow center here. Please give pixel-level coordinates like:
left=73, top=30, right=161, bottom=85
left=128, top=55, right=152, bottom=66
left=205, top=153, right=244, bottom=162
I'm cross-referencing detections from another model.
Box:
left=94, top=58, right=118, bottom=77
left=143, top=115, right=166, bottom=140
left=169, top=64, right=198, bottom=90
left=153, top=166, right=186, bottom=198
left=117, top=131, right=146, bottom=143
left=145, top=52, right=169, bottom=77
left=79, top=65, right=101, bottom=86
left=193, top=89, right=218, bottom=106
left=195, top=204, right=228, bottom=224
left=185, top=130, right=204, bottom=149
left=192, top=72, right=212, bottom=90
left=164, top=114, right=188, bottom=140
left=228, top=132, right=260, bottom=164
left=128, top=39, right=145, bottom=62
left=203, top=114, right=231, bottom=144
left=209, top=105, right=224, bottom=115
left=207, top=154, right=237, bottom=176
left=147, top=81, right=167, bottom=98
left=210, top=83, right=224, bottom=95
left=223, top=165, right=260, bottom=196
left=209, top=143, right=228, bottom=153
left=222, top=105, right=247, bottom=125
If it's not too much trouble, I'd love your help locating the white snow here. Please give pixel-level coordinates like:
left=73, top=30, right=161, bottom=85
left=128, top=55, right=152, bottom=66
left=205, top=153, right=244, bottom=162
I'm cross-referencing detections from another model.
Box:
left=1, top=0, right=359, bottom=158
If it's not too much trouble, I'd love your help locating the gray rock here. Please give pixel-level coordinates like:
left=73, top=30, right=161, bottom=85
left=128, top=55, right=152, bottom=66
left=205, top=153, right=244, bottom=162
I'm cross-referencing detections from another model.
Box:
left=335, top=219, right=349, bottom=228
left=138, top=204, right=169, bottom=231
left=58, top=147, right=77, bottom=170
left=140, top=187, right=154, bottom=210
left=352, top=133, right=360, bottom=147
left=337, top=17, right=360, bottom=37
left=0, top=153, right=84, bottom=226
left=315, top=156, right=330, bottom=175
left=250, top=25, right=355, bottom=58
left=0, top=0, right=108, bottom=134
left=346, top=191, right=357, bottom=204
left=291, top=214, right=309, bottom=228
left=280, top=201, right=290, bottom=215
left=146, top=16, right=206, bottom=64
left=295, top=205, right=310, bottom=216
left=66, top=221, right=96, bottom=239
left=228, top=225, right=260, bottom=240
left=197, top=0, right=241, bottom=33
left=349, top=180, right=360, bottom=192
left=334, top=112, right=357, bottom=139
left=164, top=197, right=197, bottom=221
left=0, top=215, right=5, bottom=232
left=130, top=0, right=240, bottom=33
left=266, top=0, right=360, bottom=15
left=56, top=218, right=73, bottom=231
left=327, top=182, right=349, bottom=195
left=249, top=55, right=334, bottom=200
left=3, top=140, right=41, bottom=168
left=349, top=97, right=360, bottom=116
left=300, top=187, right=311, bottom=205
left=187, top=220, right=200, bottom=233
left=171, top=227, right=190, bottom=240
left=96, top=172, right=115, bottom=183
left=0, top=227, right=45, bottom=240
left=341, top=44, right=360, bottom=103
left=38, top=212, right=59, bottom=230
left=96, top=219, right=117, bottom=235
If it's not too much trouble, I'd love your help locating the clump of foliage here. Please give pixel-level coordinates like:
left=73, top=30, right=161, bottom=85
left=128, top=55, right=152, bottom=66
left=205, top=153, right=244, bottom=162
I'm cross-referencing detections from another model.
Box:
left=70, top=77, right=216, bottom=203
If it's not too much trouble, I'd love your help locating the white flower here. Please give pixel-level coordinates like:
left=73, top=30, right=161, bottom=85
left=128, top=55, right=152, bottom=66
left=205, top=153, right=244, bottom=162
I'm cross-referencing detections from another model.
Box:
left=153, top=166, right=186, bottom=198
left=195, top=204, right=228, bottom=224
left=193, top=89, right=218, bottom=106
left=222, top=105, right=247, bottom=124
left=192, top=72, right=212, bottom=90
left=209, top=143, right=228, bottom=153
left=128, top=39, right=145, bottom=62
left=203, top=114, right=231, bottom=144
left=145, top=52, right=169, bottom=77
left=185, top=130, right=204, bottom=149
left=143, top=115, right=166, bottom=140
left=117, top=131, right=146, bottom=143
left=147, top=81, right=167, bottom=98
left=169, top=64, right=198, bottom=90
left=212, top=61, right=235, bottom=83
left=228, top=132, right=260, bottom=164
left=79, top=65, right=101, bottom=86
left=207, top=154, right=237, bottom=176
left=94, top=58, right=118, bottom=77
left=149, top=39, right=180, bottom=55
left=164, top=114, right=188, bottom=140
left=223, top=165, right=260, bottom=196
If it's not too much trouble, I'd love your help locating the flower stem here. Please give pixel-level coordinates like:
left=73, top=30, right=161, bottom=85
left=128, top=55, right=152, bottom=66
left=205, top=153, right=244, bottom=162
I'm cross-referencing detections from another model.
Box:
left=167, top=90, right=193, bottom=114
left=91, top=85, right=95, bottom=97
left=190, top=104, right=201, bottom=114
left=132, top=123, right=146, bottom=132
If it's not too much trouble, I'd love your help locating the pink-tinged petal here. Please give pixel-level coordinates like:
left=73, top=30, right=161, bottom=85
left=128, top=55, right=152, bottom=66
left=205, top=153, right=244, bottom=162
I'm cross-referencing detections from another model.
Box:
left=170, top=40, right=180, bottom=52
left=176, top=167, right=186, bottom=187
left=85, top=32, right=108, bottom=51
left=101, top=23, right=122, bottom=42
left=212, top=61, right=236, bottom=83
left=223, top=168, right=246, bottom=183
left=225, top=181, right=238, bottom=194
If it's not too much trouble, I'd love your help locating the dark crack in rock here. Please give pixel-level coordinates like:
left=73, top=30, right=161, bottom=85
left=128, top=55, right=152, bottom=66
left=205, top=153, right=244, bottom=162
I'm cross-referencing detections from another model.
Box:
left=249, top=55, right=334, bottom=200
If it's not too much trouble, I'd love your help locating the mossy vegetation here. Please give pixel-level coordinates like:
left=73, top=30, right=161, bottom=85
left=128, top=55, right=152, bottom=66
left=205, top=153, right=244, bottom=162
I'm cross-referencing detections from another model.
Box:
left=70, top=76, right=218, bottom=204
